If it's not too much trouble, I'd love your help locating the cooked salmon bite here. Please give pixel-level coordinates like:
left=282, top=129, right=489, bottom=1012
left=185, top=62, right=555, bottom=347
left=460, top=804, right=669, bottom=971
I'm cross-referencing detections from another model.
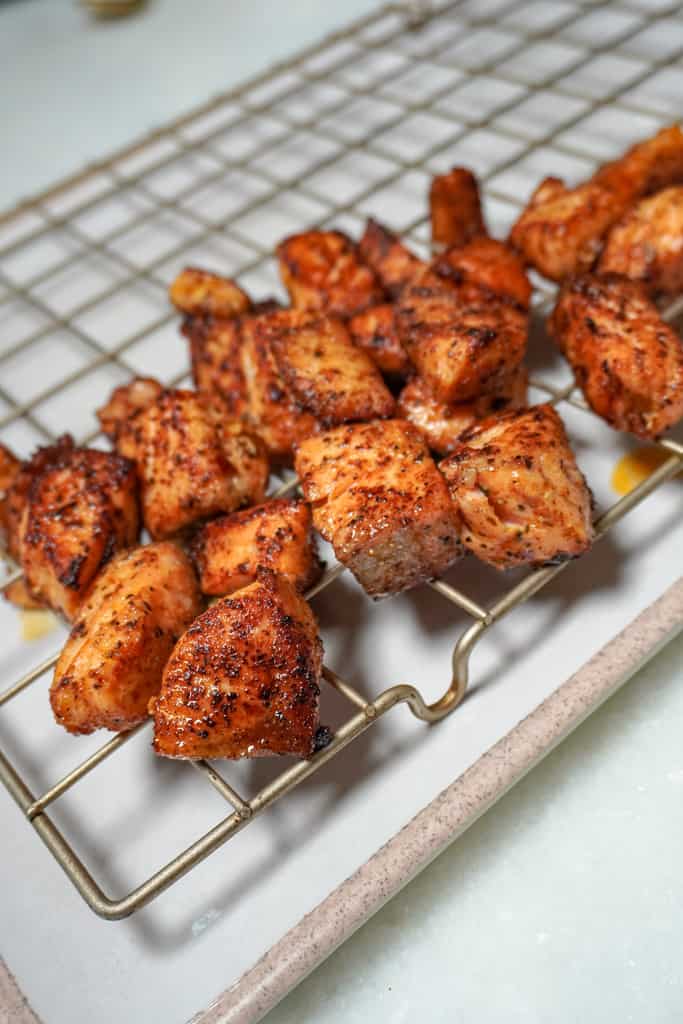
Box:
left=183, top=315, right=249, bottom=419
left=358, top=218, right=438, bottom=297
left=1, top=441, right=46, bottom=611
left=3, top=439, right=69, bottom=564
left=169, top=267, right=251, bottom=319
left=348, top=303, right=412, bottom=378
left=0, top=441, right=20, bottom=541
left=96, top=376, right=164, bottom=442
left=50, top=543, right=202, bottom=735
left=548, top=273, right=683, bottom=440
left=151, top=571, right=323, bottom=760
left=239, top=312, right=320, bottom=462
left=510, top=124, right=683, bottom=282
left=192, top=497, right=323, bottom=596
left=397, top=367, right=528, bottom=457
left=6, top=436, right=139, bottom=620
left=116, top=388, right=267, bottom=539
left=440, top=404, right=594, bottom=570
left=432, top=237, right=532, bottom=311
left=429, top=166, right=486, bottom=249
left=597, top=186, right=683, bottom=296
left=277, top=229, right=383, bottom=318
left=295, top=419, right=462, bottom=597
left=264, top=310, right=396, bottom=426
left=593, top=123, right=683, bottom=200
left=509, top=177, right=625, bottom=284
left=395, top=281, right=528, bottom=404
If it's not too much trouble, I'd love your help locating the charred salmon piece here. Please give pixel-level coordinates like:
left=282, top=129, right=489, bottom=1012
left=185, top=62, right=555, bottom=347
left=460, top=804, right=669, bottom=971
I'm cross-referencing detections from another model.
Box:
left=151, top=571, right=323, bottom=760
left=510, top=125, right=683, bottom=282
left=51, top=543, right=202, bottom=735
left=117, top=388, right=266, bottom=539
left=277, top=230, right=383, bottom=318
left=598, top=186, right=683, bottom=296
left=169, top=267, right=251, bottom=319
left=192, top=497, right=323, bottom=596
left=397, top=367, right=528, bottom=456
left=395, top=281, right=528, bottom=404
left=509, top=177, right=623, bottom=283
left=432, top=237, right=531, bottom=311
left=0, top=441, right=20, bottom=544
left=15, top=439, right=139, bottom=619
left=548, top=273, right=683, bottom=439
left=239, top=312, right=320, bottom=463
left=594, top=123, right=683, bottom=198
left=358, top=218, right=440, bottom=297
left=182, top=315, right=248, bottom=419
left=265, top=310, right=395, bottom=426
left=295, top=419, right=462, bottom=597
left=429, top=166, right=486, bottom=249
left=97, top=377, right=164, bottom=442
left=348, top=303, right=412, bottom=378
left=4, top=436, right=75, bottom=563
left=440, top=404, right=594, bottom=570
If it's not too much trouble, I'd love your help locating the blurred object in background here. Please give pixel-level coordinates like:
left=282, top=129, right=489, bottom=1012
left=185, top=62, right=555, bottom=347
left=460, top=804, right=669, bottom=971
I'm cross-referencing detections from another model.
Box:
left=82, top=0, right=145, bottom=17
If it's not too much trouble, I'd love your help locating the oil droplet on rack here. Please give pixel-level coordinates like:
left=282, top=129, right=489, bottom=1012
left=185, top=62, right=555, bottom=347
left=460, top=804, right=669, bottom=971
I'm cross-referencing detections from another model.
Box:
left=611, top=447, right=674, bottom=496
left=20, top=608, right=57, bottom=642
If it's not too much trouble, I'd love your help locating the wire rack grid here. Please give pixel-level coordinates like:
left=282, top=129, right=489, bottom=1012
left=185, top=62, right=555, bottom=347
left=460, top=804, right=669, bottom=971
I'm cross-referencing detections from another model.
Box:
left=1, top=0, right=682, bottom=920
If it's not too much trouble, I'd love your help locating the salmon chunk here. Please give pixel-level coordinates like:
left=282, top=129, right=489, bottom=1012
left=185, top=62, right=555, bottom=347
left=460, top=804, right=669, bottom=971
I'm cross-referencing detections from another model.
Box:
left=192, top=497, right=322, bottom=595
left=169, top=267, right=251, bottom=319
left=395, top=281, right=528, bottom=403
left=429, top=166, right=486, bottom=248
left=510, top=125, right=683, bottom=282
left=598, top=186, right=683, bottom=296
left=117, top=388, right=267, bottom=538
left=51, top=543, right=201, bottom=735
left=240, top=313, right=320, bottom=462
left=183, top=315, right=249, bottom=418
left=348, top=303, right=412, bottom=377
left=440, top=404, right=594, bottom=569
left=151, top=571, right=323, bottom=759
left=7, top=436, right=139, bottom=619
left=397, top=367, right=528, bottom=456
left=277, top=230, right=383, bottom=318
left=265, top=310, right=395, bottom=426
left=358, top=218, right=436, bottom=297
left=295, top=419, right=462, bottom=596
left=97, top=377, right=164, bottom=442
left=432, top=237, right=532, bottom=310
left=548, top=273, right=683, bottom=439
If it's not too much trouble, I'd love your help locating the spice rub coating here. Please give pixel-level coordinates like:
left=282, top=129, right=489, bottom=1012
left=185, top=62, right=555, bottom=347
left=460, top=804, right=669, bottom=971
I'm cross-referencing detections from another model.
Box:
left=295, top=419, right=462, bottom=596
left=151, top=571, right=323, bottom=759
left=116, top=388, right=267, bottom=539
left=6, top=436, right=139, bottom=619
left=397, top=367, right=528, bottom=456
left=277, top=230, right=383, bottom=318
left=440, top=404, right=594, bottom=569
left=548, top=273, right=683, bottom=439
left=192, top=497, right=323, bottom=596
left=50, top=543, right=202, bottom=735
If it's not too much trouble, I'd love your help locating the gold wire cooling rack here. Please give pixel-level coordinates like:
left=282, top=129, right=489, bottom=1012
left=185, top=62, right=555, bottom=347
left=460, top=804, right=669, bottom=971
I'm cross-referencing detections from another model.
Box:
left=1, top=0, right=683, bottom=920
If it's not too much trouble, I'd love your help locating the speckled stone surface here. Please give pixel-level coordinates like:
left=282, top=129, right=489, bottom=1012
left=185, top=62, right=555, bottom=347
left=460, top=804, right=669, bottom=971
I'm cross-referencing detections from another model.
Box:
left=193, top=578, right=683, bottom=1024
left=0, top=959, right=41, bottom=1024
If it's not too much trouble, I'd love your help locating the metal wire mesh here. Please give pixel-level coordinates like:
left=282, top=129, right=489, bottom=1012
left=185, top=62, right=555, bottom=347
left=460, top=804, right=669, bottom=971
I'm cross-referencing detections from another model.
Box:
left=1, top=0, right=682, bottom=919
